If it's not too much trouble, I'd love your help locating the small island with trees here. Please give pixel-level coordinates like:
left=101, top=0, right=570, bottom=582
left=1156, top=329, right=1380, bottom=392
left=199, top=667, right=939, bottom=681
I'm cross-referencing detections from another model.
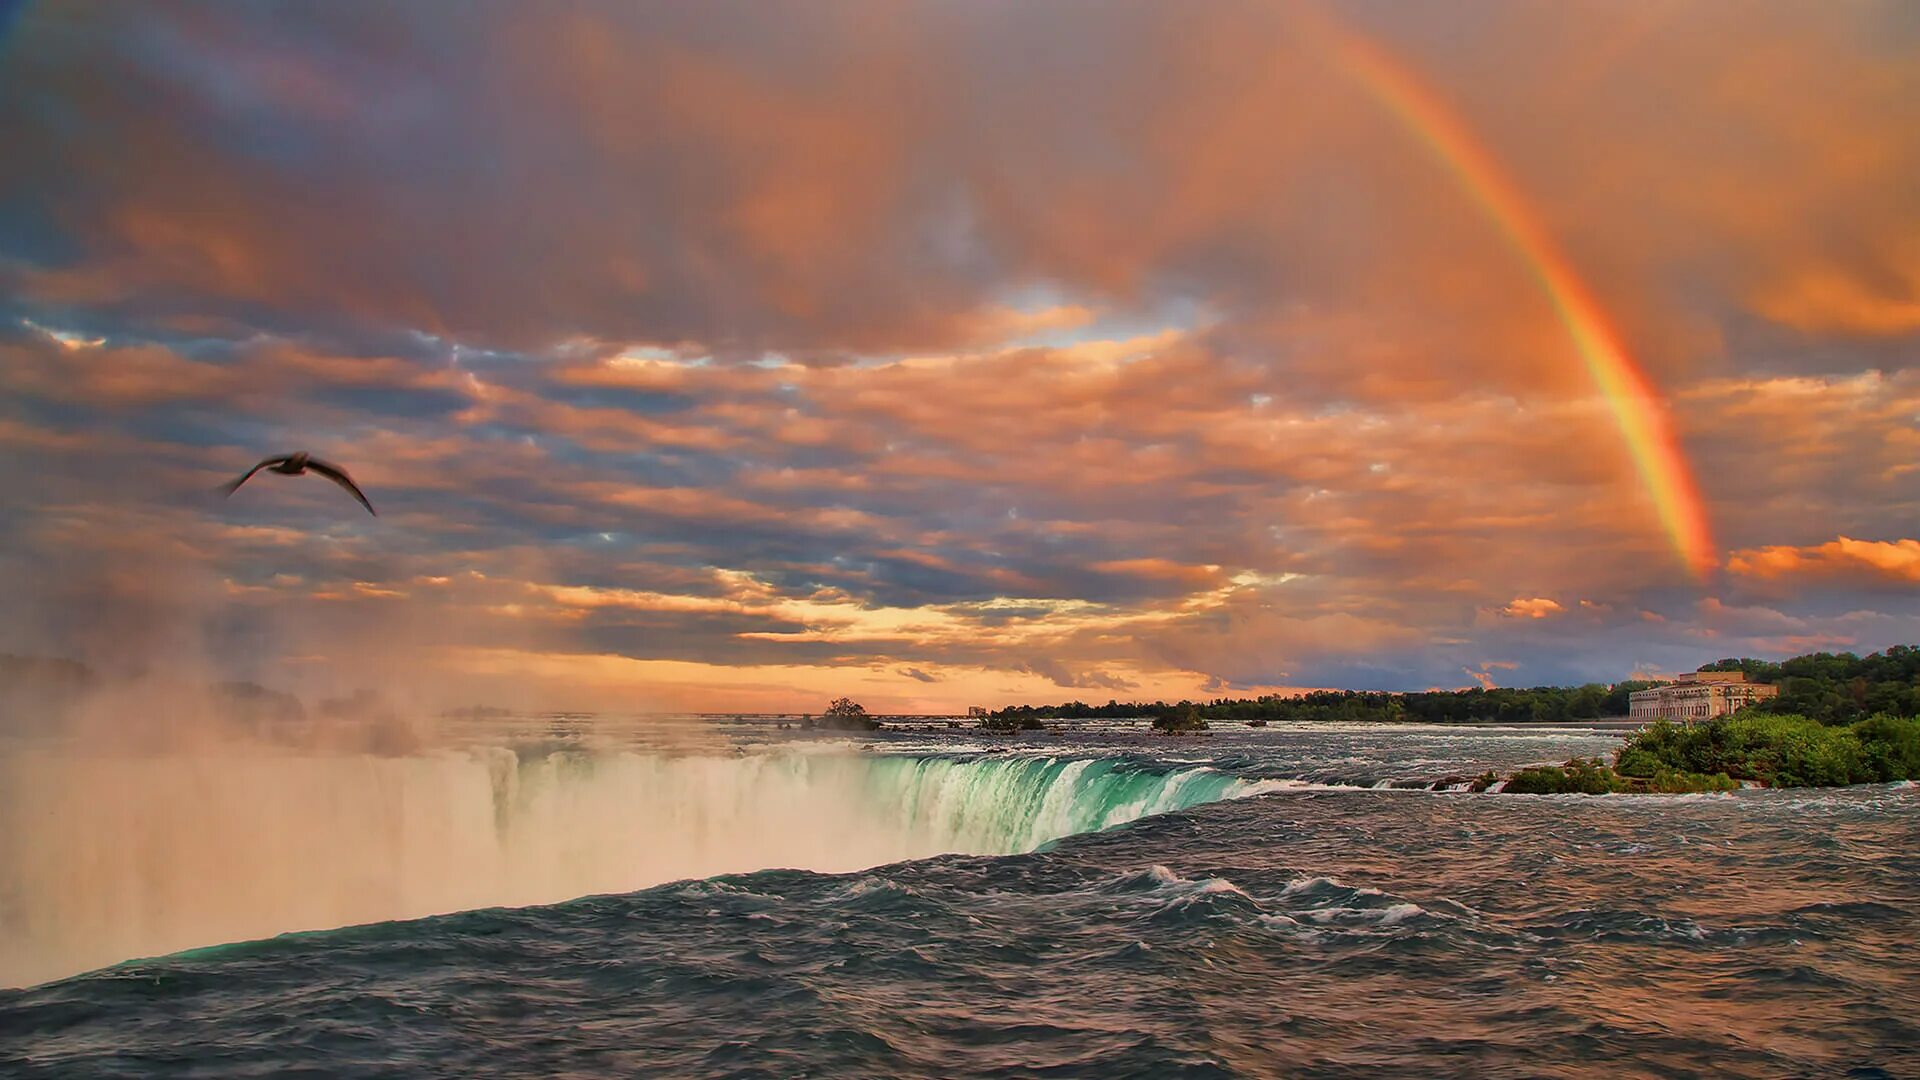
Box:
left=1496, top=710, right=1920, bottom=793
left=805, top=697, right=881, bottom=732
left=1150, top=708, right=1209, bottom=735
left=1476, top=648, right=1920, bottom=792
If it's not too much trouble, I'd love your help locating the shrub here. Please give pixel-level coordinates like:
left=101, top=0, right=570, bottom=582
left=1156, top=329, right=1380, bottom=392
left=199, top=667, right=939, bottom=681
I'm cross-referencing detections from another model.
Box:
left=818, top=697, right=879, bottom=732
left=1853, top=713, right=1920, bottom=783
left=1614, top=719, right=1680, bottom=777
left=1501, top=757, right=1736, bottom=795
left=1613, top=712, right=1920, bottom=787
left=1643, top=767, right=1738, bottom=794
left=1502, top=758, right=1630, bottom=795
left=1152, top=709, right=1209, bottom=734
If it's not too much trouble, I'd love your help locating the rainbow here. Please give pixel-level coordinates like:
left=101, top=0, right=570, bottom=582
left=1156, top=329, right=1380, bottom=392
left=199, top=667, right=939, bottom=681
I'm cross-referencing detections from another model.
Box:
left=1312, top=16, right=1716, bottom=578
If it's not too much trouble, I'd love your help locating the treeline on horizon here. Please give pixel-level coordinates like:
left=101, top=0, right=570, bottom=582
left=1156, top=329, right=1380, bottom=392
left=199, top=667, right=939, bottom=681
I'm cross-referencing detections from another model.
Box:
left=7, top=646, right=1920, bottom=729
left=992, top=645, right=1920, bottom=726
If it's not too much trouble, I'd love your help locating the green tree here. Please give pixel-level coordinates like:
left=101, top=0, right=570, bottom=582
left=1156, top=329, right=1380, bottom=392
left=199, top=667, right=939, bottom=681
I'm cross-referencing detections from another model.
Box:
left=1152, top=707, right=1209, bottom=734
left=818, top=697, right=878, bottom=732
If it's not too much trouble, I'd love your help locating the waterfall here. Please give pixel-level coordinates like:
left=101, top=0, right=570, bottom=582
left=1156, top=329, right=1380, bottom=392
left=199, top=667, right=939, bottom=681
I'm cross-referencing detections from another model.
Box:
left=0, top=747, right=1256, bottom=986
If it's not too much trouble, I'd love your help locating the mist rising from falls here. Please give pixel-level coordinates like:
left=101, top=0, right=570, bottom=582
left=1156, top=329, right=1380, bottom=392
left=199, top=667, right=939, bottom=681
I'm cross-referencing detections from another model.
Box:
left=0, top=747, right=1255, bottom=987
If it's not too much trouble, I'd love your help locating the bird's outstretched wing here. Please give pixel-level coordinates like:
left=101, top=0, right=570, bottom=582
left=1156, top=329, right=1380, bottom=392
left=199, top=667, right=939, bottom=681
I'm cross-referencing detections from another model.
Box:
left=305, top=457, right=377, bottom=516
left=221, top=456, right=290, bottom=497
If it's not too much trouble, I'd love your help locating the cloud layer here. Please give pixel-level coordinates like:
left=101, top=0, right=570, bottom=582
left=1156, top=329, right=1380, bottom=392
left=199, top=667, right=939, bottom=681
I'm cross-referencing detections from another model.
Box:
left=1, top=1, right=1916, bottom=710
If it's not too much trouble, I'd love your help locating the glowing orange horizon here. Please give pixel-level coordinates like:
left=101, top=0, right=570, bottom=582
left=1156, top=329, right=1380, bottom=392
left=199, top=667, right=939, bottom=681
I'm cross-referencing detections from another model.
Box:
left=1315, top=17, right=1716, bottom=578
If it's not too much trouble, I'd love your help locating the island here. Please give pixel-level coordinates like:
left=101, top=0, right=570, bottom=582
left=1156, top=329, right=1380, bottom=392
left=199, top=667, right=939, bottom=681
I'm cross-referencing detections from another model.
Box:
left=1494, top=711, right=1920, bottom=793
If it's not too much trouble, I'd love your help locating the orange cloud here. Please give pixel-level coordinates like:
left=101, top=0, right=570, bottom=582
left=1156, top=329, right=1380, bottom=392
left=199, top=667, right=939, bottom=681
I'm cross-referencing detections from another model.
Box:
left=1090, top=559, right=1226, bottom=588
left=1754, top=265, right=1920, bottom=335
left=6, top=0, right=1914, bottom=377
left=1462, top=660, right=1519, bottom=689
left=1728, top=537, right=1920, bottom=586
left=1500, top=597, right=1565, bottom=619
left=4, top=4, right=1920, bottom=708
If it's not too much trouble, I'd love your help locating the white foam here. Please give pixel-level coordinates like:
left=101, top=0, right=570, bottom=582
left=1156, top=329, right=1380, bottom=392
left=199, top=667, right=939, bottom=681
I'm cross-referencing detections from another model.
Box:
left=1378, top=903, right=1425, bottom=925
left=1281, top=875, right=1341, bottom=896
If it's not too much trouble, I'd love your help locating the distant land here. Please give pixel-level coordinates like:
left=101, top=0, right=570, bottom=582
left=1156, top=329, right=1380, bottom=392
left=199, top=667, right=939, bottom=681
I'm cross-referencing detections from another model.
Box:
left=6, top=646, right=1919, bottom=736
left=986, top=646, right=1920, bottom=728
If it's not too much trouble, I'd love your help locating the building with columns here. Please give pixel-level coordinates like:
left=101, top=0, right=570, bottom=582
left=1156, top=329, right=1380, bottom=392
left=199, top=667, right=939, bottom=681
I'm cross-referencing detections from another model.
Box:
left=1628, top=671, right=1779, bottom=723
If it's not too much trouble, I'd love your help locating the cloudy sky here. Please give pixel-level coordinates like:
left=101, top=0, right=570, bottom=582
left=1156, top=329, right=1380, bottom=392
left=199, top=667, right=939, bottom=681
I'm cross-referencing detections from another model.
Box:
left=2, top=0, right=1917, bottom=712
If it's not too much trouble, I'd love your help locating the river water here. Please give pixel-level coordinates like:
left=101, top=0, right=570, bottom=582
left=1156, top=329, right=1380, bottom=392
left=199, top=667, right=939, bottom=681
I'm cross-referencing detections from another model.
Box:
left=2, top=721, right=1915, bottom=1077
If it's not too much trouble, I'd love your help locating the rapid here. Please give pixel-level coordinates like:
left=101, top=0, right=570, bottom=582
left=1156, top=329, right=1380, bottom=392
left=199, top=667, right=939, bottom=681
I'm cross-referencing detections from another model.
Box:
left=2, top=720, right=1914, bottom=1077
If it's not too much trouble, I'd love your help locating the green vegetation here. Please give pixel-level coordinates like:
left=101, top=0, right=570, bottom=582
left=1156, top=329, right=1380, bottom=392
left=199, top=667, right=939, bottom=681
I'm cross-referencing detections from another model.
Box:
left=978, top=712, right=1044, bottom=733
left=1702, top=646, right=1920, bottom=724
left=990, top=647, right=1920, bottom=736
left=1151, top=709, right=1209, bottom=735
left=1497, top=712, right=1920, bottom=795
left=812, top=697, right=879, bottom=732
left=1501, top=757, right=1737, bottom=795
left=1634, top=765, right=1742, bottom=794
left=991, top=682, right=1654, bottom=727
left=1503, top=758, right=1633, bottom=795
left=1616, top=713, right=1920, bottom=787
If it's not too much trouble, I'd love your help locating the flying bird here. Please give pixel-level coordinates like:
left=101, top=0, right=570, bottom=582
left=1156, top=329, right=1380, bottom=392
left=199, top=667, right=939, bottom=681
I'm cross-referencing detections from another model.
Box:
left=223, top=452, right=376, bottom=516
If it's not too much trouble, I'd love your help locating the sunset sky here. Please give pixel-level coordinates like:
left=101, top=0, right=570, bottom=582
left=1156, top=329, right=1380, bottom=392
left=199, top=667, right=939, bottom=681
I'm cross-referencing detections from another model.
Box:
left=2, top=1, right=1917, bottom=713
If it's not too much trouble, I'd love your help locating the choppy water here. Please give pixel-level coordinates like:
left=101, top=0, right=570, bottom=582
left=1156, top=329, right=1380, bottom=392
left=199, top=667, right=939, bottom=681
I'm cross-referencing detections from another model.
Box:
left=3, top=722, right=1916, bottom=1077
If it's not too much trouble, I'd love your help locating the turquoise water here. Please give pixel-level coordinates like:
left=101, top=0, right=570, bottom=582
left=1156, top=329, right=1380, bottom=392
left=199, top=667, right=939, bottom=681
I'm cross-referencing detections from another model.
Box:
left=3, top=724, right=1915, bottom=1076
left=861, top=754, right=1255, bottom=852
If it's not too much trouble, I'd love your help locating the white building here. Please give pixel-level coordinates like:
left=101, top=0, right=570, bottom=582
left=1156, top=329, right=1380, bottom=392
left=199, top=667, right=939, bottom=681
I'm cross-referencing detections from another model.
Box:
left=1628, top=671, right=1779, bottom=724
